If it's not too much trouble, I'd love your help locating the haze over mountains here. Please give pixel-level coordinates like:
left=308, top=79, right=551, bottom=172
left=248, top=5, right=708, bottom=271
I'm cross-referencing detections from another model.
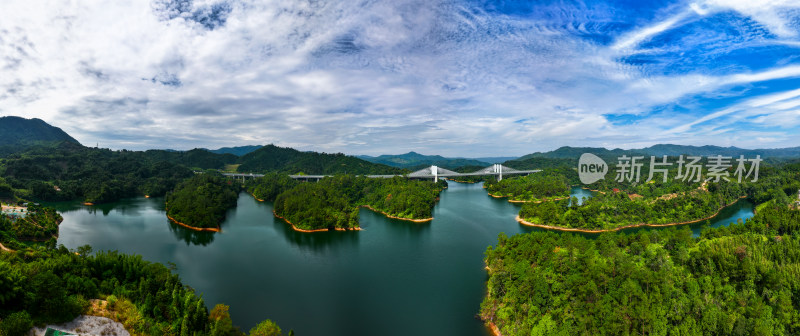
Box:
left=3, top=116, right=799, bottom=174
left=356, top=152, right=492, bottom=170
left=519, top=145, right=800, bottom=160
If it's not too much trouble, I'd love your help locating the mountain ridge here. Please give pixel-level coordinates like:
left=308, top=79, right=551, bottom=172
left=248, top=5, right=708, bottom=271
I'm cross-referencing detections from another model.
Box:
left=0, top=116, right=82, bottom=155
left=358, top=151, right=492, bottom=170
left=517, top=144, right=800, bottom=161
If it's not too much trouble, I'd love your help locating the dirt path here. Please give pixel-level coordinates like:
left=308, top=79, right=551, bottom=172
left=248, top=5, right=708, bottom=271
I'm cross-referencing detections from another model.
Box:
left=0, top=242, right=15, bottom=252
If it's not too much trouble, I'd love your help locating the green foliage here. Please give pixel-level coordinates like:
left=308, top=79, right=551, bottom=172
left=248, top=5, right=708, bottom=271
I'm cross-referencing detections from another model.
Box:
left=514, top=158, right=800, bottom=230
left=484, top=170, right=572, bottom=201
left=245, top=173, right=298, bottom=202
left=0, top=116, right=80, bottom=157
left=237, top=144, right=404, bottom=175
left=0, top=245, right=281, bottom=336
left=273, top=175, right=444, bottom=230
left=0, top=204, right=63, bottom=240
left=0, top=311, right=32, bottom=336
left=166, top=175, right=240, bottom=229
left=249, top=319, right=282, bottom=336
left=141, top=149, right=238, bottom=170
left=519, top=181, right=746, bottom=230
left=209, top=304, right=244, bottom=336
left=0, top=179, right=13, bottom=200
left=483, top=206, right=800, bottom=335
left=358, top=151, right=490, bottom=169
left=1, top=144, right=194, bottom=203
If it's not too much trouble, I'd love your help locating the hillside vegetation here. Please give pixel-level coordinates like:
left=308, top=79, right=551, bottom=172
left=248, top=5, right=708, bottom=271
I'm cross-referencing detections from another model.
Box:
left=166, top=174, right=240, bottom=229
left=0, top=116, right=80, bottom=156
left=272, top=175, right=444, bottom=230
left=482, top=205, right=800, bottom=336
left=237, top=144, right=403, bottom=175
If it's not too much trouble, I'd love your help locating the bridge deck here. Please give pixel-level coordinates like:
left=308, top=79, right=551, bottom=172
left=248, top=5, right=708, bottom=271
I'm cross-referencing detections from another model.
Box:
left=223, top=169, right=540, bottom=180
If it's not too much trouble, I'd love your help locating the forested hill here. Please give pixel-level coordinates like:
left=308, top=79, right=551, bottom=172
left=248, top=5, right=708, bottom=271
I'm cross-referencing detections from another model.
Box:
left=1, top=144, right=194, bottom=203
left=0, top=116, right=81, bottom=155
left=141, top=149, right=237, bottom=170
left=357, top=151, right=491, bottom=170
left=237, top=144, right=404, bottom=175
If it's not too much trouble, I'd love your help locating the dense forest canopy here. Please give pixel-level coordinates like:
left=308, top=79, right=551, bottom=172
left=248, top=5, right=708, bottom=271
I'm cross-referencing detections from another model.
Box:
left=0, top=246, right=284, bottom=336
left=236, top=144, right=404, bottom=175
left=495, top=157, right=799, bottom=231
left=165, top=174, right=240, bottom=229
left=482, top=204, right=800, bottom=336
left=485, top=170, right=573, bottom=202
left=0, top=143, right=194, bottom=204
left=0, top=204, right=62, bottom=248
left=519, top=181, right=747, bottom=230
left=272, top=175, right=445, bottom=230
left=0, top=116, right=80, bottom=157
left=245, top=173, right=298, bottom=202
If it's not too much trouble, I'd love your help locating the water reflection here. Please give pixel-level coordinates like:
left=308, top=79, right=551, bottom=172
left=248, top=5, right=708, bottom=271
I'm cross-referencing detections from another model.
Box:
left=270, top=213, right=360, bottom=252
left=362, top=208, right=432, bottom=238
left=569, top=186, right=595, bottom=206
left=168, top=221, right=216, bottom=245
left=46, top=197, right=160, bottom=216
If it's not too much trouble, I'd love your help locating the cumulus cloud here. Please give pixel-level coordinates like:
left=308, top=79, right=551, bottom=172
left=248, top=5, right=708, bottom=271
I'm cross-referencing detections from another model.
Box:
left=0, top=0, right=799, bottom=156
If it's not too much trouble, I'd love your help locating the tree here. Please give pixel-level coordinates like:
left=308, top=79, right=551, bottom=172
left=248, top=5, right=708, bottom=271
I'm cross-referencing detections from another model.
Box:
left=249, top=319, right=283, bottom=336
left=76, top=244, right=92, bottom=257
left=209, top=304, right=241, bottom=336
left=0, top=311, right=32, bottom=336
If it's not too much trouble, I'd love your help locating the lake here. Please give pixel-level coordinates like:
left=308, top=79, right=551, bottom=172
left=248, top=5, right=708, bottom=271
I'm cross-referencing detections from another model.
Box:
left=53, top=182, right=754, bottom=335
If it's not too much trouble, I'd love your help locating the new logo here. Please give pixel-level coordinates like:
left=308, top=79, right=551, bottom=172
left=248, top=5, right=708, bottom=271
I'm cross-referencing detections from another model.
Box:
left=578, top=153, right=607, bottom=184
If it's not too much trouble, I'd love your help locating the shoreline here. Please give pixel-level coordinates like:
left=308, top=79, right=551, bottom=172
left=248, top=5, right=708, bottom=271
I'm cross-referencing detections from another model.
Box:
left=487, top=321, right=502, bottom=336
left=487, top=192, right=569, bottom=204
left=445, top=178, right=477, bottom=184
left=515, top=196, right=748, bottom=233
left=249, top=192, right=265, bottom=202
left=249, top=193, right=430, bottom=228
left=166, top=214, right=221, bottom=232
left=359, top=205, right=433, bottom=222
left=272, top=211, right=362, bottom=232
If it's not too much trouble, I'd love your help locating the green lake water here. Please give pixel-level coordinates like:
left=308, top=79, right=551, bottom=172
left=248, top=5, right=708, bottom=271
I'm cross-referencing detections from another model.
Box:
left=53, top=182, right=754, bottom=335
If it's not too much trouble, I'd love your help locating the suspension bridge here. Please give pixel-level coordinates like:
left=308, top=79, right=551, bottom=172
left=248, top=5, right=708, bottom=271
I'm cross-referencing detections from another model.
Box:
left=222, top=164, right=539, bottom=182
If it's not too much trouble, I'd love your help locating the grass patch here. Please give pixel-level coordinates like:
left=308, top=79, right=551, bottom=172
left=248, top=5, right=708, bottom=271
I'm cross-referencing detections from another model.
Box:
left=223, top=164, right=240, bottom=173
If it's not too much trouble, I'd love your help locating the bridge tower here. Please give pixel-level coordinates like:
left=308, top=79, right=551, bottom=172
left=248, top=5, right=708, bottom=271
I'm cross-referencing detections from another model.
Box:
left=431, top=165, right=439, bottom=182
left=493, top=164, right=503, bottom=181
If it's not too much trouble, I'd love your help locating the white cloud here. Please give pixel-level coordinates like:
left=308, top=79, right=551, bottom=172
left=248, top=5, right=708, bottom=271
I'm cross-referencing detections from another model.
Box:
left=612, top=11, right=692, bottom=51
left=0, top=0, right=799, bottom=156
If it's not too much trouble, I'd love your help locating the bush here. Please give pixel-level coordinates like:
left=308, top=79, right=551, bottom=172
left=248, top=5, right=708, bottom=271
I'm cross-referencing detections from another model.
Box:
left=0, top=311, right=32, bottom=336
left=249, top=319, right=282, bottom=336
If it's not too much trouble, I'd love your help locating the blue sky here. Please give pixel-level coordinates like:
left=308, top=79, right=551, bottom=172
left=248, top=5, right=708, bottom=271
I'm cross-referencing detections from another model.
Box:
left=0, top=0, right=799, bottom=156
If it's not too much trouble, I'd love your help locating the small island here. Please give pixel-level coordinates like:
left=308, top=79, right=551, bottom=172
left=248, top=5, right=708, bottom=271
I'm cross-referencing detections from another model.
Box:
left=165, top=174, right=239, bottom=231
left=484, top=171, right=571, bottom=202
left=266, top=175, right=444, bottom=232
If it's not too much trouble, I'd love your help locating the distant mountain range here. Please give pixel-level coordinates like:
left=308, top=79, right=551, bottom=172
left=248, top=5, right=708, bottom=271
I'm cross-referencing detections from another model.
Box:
left=517, top=144, right=800, bottom=161
left=357, top=151, right=493, bottom=170
left=3, top=116, right=799, bottom=174
left=207, top=145, right=263, bottom=156
left=0, top=117, right=401, bottom=174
